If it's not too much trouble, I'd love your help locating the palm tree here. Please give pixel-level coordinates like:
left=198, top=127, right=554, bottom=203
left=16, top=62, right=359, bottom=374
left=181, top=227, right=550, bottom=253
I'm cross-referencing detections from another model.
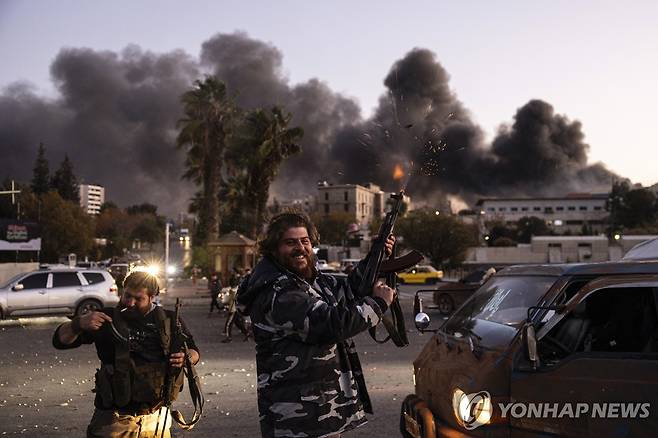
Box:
left=236, top=107, right=304, bottom=237
left=177, top=77, right=236, bottom=244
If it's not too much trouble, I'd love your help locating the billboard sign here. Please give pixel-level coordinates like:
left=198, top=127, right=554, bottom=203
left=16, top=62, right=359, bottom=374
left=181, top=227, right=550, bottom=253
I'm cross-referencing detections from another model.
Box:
left=0, top=219, right=41, bottom=251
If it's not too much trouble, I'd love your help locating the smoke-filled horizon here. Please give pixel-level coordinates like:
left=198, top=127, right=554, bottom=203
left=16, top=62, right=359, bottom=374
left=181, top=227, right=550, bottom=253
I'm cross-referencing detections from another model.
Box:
left=0, top=31, right=620, bottom=217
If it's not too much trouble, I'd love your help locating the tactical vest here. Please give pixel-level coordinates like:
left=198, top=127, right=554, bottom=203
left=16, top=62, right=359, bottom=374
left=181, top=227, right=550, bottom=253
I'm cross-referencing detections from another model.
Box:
left=94, top=307, right=184, bottom=410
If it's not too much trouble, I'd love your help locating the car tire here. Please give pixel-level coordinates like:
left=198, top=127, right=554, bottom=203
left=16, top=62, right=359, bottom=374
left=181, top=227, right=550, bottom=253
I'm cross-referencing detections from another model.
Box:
left=76, top=299, right=102, bottom=317
left=436, top=294, right=454, bottom=315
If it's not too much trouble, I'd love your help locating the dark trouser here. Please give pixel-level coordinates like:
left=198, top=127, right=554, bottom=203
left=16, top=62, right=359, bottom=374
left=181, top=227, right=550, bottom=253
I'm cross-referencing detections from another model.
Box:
left=86, top=408, right=171, bottom=437
left=224, top=311, right=249, bottom=338
left=209, top=296, right=222, bottom=313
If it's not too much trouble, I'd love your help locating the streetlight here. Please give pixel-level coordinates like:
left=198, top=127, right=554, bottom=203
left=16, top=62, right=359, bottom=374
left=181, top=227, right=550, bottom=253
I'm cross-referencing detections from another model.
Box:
left=164, top=222, right=170, bottom=292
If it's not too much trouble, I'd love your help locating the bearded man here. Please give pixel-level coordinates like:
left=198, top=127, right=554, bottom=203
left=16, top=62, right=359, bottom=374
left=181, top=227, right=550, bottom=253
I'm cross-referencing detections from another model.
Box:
left=53, top=271, right=200, bottom=437
left=237, top=212, right=395, bottom=438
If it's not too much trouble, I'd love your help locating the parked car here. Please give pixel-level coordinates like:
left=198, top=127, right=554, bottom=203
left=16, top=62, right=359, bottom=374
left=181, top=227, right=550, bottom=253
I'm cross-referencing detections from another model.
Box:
left=403, top=259, right=658, bottom=437
left=431, top=267, right=497, bottom=315
left=397, top=265, right=443, bottom=285
left=0, top=268, right=119, bottom=319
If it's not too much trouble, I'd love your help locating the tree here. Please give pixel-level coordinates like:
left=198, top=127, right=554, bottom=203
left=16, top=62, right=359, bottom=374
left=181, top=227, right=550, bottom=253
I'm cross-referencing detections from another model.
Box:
left=177, top=77, right=236, bottom=245
left=607, top=182, right=658, bottom=232
left=396, top=209, right=478, bottom=268
left=222, top=106, right=303, bottom=237
left=31, top=142, right=50, bottom=195
left=126, top=203, right=158, bottom=216
left=516, top=216, right=550, bottom=243
left=51, top=154, right=79, bottom=203
left=485, top=220, right=516, bottom=246
left=21, top=190, right=94, bottom=262
left=311, top=212, right=355, bottom=245
left=619, top=188, right=657, bottom=229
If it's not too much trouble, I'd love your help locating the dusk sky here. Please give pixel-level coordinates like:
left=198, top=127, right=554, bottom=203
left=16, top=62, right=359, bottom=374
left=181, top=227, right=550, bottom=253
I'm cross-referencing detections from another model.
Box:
left=1, top=0, right=656, bottom=209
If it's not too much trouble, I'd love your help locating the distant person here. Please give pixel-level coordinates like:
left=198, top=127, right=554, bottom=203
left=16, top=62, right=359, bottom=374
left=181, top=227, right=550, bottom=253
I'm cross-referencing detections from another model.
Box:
left=208, top=272, right=223, bottom=316
left=236, top=212, right=395, bottom=437
left=52, top=271, right=200, bottom=437
left=221, top=271, right=250, bottom=343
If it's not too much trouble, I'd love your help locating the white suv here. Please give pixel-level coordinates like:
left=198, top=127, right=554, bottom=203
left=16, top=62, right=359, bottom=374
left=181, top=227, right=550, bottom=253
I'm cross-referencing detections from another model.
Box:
left=0, top=268, right=119, bottom=319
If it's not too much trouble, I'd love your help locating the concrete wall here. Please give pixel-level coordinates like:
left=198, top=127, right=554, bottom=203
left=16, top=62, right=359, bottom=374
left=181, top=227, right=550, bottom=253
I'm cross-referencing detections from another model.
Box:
left=465, top=235, right=658, bottom=265
left=0, top=263, right=40, bottom=286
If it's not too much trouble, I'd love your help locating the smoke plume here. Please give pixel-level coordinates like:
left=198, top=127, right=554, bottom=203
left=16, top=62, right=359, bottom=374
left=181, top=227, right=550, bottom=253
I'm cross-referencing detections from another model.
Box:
left=1, top=32, right=617, bottom=217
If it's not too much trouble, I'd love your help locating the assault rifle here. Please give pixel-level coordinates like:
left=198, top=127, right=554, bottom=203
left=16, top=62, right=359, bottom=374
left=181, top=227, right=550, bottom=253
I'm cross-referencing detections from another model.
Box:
left=356, top=191, right=423, bottom=347
left=156, top=298, right=204, bottom=437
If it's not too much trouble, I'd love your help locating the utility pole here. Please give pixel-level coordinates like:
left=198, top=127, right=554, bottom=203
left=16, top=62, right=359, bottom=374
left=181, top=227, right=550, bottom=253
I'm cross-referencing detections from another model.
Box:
left=164, top=222, right=170, bottom=292
left=0, top=180, right=21, bottom=218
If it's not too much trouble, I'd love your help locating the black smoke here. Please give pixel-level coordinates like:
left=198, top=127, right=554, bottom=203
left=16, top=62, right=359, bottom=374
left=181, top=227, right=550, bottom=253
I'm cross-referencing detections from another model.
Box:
left=1, top=33, right=617, bottom=217
left=1, top=45, right=199, bottom=215
left=327, top=48, right=616, bottom=204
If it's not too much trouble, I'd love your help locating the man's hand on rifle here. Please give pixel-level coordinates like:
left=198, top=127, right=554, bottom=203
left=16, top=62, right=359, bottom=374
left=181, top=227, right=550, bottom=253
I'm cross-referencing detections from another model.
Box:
left=373, top=281, right=395, bottom=306
left=169, top=350, right=200, bottom=368
left=384, top=234, right=396, bottom=257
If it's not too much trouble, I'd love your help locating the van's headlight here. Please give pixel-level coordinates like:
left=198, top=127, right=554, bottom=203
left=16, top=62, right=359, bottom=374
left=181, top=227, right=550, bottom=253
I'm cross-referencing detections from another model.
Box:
left=452, top=388, right=492, bottom=430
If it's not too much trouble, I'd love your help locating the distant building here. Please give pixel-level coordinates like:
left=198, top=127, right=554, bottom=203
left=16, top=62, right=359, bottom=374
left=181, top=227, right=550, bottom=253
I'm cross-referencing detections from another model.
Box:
left=79, top=184, right=105, bottom=215
left=315, top=182, right=412, bottom=225
left=476, top=193, right=609, bottom=233
left=269, top=195, right=316, bottom=215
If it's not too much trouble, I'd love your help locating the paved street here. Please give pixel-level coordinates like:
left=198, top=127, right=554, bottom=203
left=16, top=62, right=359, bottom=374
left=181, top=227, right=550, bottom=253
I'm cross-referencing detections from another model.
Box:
left=0, top=280, right=446, bottom=437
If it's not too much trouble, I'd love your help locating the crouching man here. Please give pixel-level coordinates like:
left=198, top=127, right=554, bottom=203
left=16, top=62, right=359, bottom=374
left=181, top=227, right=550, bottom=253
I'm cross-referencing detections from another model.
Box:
left=53, top=271, right=200, bottom=437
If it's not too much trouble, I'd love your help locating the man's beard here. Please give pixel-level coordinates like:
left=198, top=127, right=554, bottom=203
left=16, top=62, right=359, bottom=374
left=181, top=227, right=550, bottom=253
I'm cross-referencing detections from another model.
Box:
left=118, top=304, right=145, bottom=321
left=279, top=249, right=315, bottom=279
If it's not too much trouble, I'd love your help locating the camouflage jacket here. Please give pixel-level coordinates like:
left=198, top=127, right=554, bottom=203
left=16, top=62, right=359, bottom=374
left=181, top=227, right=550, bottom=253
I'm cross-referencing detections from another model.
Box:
left=237, top=256, right=388, bottom=438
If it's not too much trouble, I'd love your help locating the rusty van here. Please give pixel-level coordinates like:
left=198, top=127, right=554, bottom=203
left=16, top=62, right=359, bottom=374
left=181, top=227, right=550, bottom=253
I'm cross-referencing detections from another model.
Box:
left=402, top=258, right=658, bottom=437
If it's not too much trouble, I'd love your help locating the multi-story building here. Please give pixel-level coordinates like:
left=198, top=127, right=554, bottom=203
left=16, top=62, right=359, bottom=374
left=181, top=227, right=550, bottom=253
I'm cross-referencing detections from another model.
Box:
left=269, top=195, right=316, bottom=215
left=475, top=193, right=609, bottom=233
left=79, top=184, right=105, bottom=215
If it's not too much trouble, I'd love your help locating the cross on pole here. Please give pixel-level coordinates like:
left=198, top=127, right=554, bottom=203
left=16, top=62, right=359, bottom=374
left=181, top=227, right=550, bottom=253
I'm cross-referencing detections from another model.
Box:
left=0, top=180, right=20, bottom=204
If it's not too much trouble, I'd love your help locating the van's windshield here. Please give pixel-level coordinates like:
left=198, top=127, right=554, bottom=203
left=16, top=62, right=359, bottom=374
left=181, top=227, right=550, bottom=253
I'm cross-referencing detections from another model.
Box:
left=444, top=275, right=557, bottom=339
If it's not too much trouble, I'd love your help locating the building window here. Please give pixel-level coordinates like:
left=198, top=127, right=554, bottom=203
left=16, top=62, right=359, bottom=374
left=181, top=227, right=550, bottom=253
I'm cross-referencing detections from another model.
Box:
left=324, top=204, right=329, bottom=214
left=556, top=206, right=564, bottom=211
left=568, top=206, right=576, bottom=211
left=344, top=192, right=348, bottom=201
left=533, top=207, right=541, bottom=211
left=344, top=204, right=349, bottom=212
left=511, top=207, right=518, bottom=212
left=499, top=207, right=507, bottom=212
left=579, top=206, right=588, bottom=211
left=488, top=207, right=495, bottom=212
left=594, top=206, right=603, bottom=211
left=324, top=193, right=329, bottom=201
left=521, top=207, right=528, bottom=211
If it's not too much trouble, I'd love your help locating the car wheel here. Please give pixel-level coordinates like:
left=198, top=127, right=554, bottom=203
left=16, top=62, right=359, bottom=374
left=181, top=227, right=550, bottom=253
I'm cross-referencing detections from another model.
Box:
left=436, top=294, right=454, bottom=315
left=76, top=299, right=102, bottom=317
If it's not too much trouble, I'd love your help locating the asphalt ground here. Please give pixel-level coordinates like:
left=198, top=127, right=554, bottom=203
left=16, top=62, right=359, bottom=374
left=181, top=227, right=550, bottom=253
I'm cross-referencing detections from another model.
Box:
left=0, top=280, right=447, bottom=437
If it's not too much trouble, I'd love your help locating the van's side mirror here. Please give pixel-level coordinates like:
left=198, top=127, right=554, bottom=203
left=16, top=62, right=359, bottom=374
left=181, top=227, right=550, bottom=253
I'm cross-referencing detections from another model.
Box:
left=415, top=312, right=431, bottom=331
left=12, top=284, right=24, bottom=291
left=524, top=323, right=539, bottom=370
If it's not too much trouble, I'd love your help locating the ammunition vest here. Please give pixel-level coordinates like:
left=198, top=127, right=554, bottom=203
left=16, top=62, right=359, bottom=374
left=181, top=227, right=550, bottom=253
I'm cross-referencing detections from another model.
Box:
left=94, top=307, right=184, bottom=410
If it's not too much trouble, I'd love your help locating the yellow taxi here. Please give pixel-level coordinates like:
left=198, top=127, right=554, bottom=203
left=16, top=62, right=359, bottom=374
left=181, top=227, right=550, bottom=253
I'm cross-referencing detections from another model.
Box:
left=397, top=265, right=443, bottom=284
